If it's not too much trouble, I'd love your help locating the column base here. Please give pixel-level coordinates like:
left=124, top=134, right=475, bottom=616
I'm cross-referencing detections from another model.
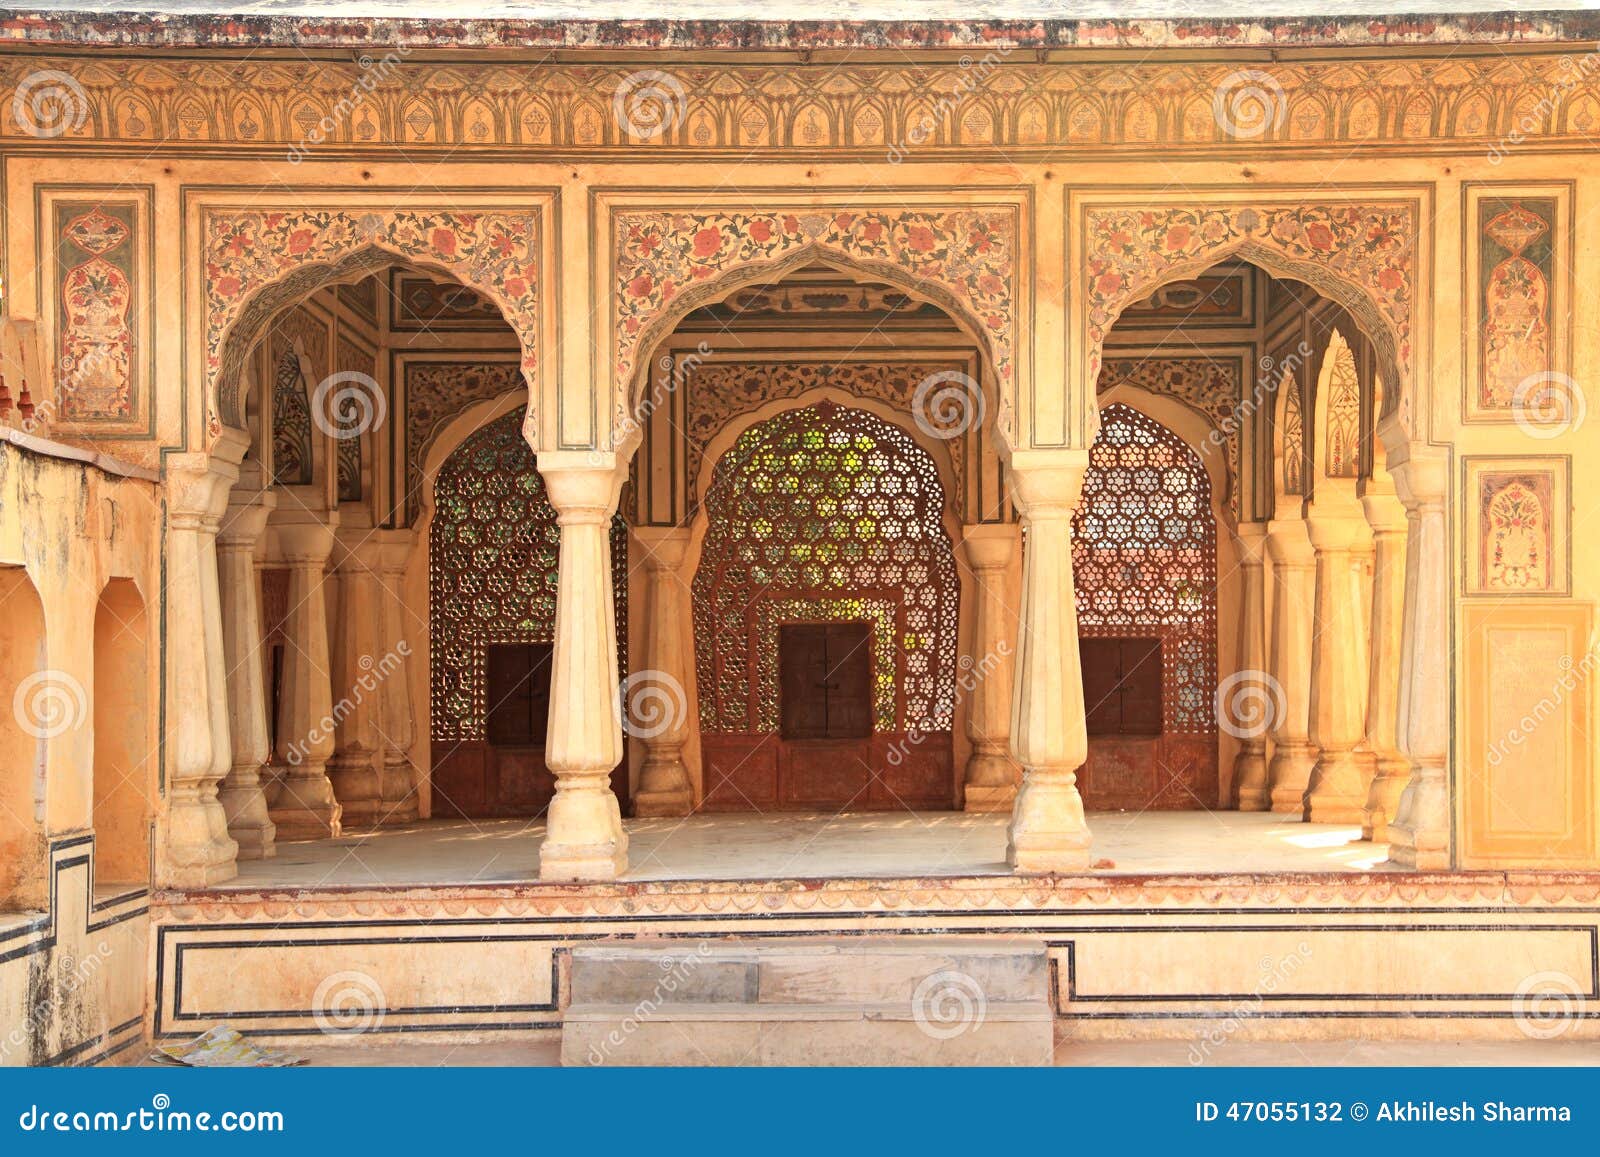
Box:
left=329, top=755, right=384, bottom=827
left=227, top=823, right=277, bottom=861
left=1385, top=770, right=1451, bottom=868
left=1304, top=749, right=1367, bottom=824
left=1267, top=745, right=1316, bottom=813
left=1006, top=772, right=1093, bottom=873
left=1232, top=750, right=1269, bottom=811
left=163, top=795, right=239, bottom=886
left=380, top=757, right=419, bottom=825
left=633, top=788, right=693, bottom=818
left=1361, top=756, right=1410, bottom=841
left=963, top=784, right=1018, bottom=813
left=270, top=771, right=343, bottom=841
left=218, top=774, right=277, bottom=860
left=539, top=837, right=629, bottom=881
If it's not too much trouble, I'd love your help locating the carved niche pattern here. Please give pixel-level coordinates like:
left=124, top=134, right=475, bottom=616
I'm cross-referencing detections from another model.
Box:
left=678, top=359, right=972, bottom=517
left=403, top=360, right=524, bottom=518
left=1321, top=338, right=1362, bottom=479
left=615, top=208, right=1015, bottom=438
left=267, top=306, right=326, bottom=487
left=334, top=335, right=375, bottom=503
left=203, top=208, right=538, bottom=432
left=54, top=203, right=137, bottom=421
left=1084, top=204, right=1416, bottom=399
left=9, top=55, right=1600, bottom=154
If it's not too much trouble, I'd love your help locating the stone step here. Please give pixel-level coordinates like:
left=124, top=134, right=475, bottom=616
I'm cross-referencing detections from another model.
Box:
left=562, top=937, right=1054, bottom=1066
left=569, top=936, right=1050, bottom=1006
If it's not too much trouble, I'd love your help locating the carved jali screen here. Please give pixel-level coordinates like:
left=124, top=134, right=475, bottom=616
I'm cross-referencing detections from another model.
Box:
left=691, top=402, right=960, bottom=811
left=1072, top=402, right=1218, bottom=810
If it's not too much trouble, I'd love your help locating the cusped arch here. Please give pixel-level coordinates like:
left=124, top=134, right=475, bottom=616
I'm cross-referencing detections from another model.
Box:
left=1083, top=203, right=1415, bottom=426
left=612, top=208, right=1019, bottom=451
left=204, top=207, right=542, bottom=433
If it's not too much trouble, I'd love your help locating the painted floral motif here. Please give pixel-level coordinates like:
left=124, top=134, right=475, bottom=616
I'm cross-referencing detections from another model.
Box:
left=268, top=306, right=325, bottom=487
left=1280, top=362, right=1305, bottom=497
left=1479, top=199, right=1554, bottom=409
left=205, top=207, right=539, bottom=433
left=1097, top=355, right=1242, bottom=512
left=56, top=203, right=137, bottom=421
left=615, top=208, right=1015, bottom=438
left=1481, top=473, right=1553, bottom=592
left=335, top=335, right=374, bottom=504
left=1084, top=203, right=1415, bottom=402
left=677, top=359, right=972, bottom=515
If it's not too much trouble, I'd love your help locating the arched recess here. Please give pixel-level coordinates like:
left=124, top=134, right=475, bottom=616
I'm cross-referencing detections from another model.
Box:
left=1072, top=402, right=1219, bottom=811
left=691, top=401, right=961, bottom=812
left=203, top=206, right=544, bottom=433
left=426, top=409, right=628, bottom=819
left=0, top=566, right=47, bottom=908
left=1082, top=203, right=1417, bottom=429
left=610, top=206, right=1019, bottom=452
left=92, top=578, right=151, bottom=886
left=1311, top=329, right=1363, bottom=482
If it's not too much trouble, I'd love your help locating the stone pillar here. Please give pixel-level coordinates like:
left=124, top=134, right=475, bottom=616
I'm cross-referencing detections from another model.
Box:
left=161, top=441, right=243, bottom=887
left=1264, top=517, right=1317, bottom=812
left=1229, top=523, right=1272, bottom=810
left=376, top=532, right=418, bottom=824
left=216, top=484, right=277, bottom=859
left=1303, top=501, right=1371, bottom=823
left=961, top=523, right=1022, bottom=812
left=629, top=526, right=695, bottom=818
left=268, top=520, right=343, bottom=840
left=1384, top=441, right=1452, bottom=869
left=537, top=453, right=627, bottom=880
left=1005, top=452, right=1093, bottom=873
left=326, top=536, right=387, bottom=827
left=1361, top=486, right=1410, bottom=841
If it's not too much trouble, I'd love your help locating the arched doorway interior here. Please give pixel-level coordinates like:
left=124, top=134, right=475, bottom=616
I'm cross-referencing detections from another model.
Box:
left=692, top=401, right=960, bottom=811
left=93, top=578, right=151, bottom=885
left=1073, top=402, right=1219, bottom=810
left=428, top=409, right=629, bottom=818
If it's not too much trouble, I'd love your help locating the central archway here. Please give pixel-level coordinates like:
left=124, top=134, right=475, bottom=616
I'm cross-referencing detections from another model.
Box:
left=691, top=401, right=960, bottom=811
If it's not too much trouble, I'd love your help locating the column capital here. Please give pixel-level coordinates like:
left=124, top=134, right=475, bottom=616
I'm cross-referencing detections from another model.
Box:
left=1264, top=517, right=1315, bottom=567
left=1303, top=507, right=1368, bottom=552
left=331, top=531, right=386, bottom=573
left=219, top=487, right=276, bottom=549
left=537, top=452, right=626, bottom=526
left=372, top=528, right=415, bottom=576
left=631, top=524, right=693, bottom=570
left=961, top=522, right=1019, bottom=571
left=166, top=451, right=239, bottom=529
left=1233, top=520, right=1270, bottom=562
left=1006, top=449, right=1089, bottom=519
left=276, top=520, right=339, bottom=565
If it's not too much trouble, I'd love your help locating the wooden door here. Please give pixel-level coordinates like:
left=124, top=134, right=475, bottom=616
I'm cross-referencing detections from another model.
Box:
left=779, top=622, right=872, bottom=740
left=1079, top=635, right=1167, bottom=810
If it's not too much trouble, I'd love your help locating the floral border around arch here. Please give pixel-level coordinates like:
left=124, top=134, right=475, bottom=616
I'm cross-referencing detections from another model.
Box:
left=612, top=205, right=1018, bottom=443
left=1082, top=201, right=1417, bottom=415
left=203, top=206, right=542, bottom=436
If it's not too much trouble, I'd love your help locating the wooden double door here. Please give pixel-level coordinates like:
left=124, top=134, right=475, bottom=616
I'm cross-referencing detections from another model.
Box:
left=431, top=642, right=628, bottom=819
left=700, top=622, right=953, bottom=812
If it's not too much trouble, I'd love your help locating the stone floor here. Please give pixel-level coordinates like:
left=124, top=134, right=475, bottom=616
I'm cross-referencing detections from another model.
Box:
left=154, top=1036, right=1600, bottom=1068
left=224, top=810, right=1392, bottom=890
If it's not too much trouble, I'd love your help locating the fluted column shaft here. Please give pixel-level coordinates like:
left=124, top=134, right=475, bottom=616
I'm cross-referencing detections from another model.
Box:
left=1264, top=517, right=1317, bottom=812
left=326, top=537, right=387, bottom=827
left=216, top=487, right=277, bottom=859
left=1304, top=501, right=1372, bottom=823
left=630, top=526, right=695, bottom=818
left=1229, top=523, right=1272, bottom=810
left=1005, top=453, right=1093, bottom=873
left=1385, top=445, right=1452, bottom=869
left=268, top=520, right=343, bottom=840
left=376, top=533, right=418, bottom=824
left=161, top=444, right=243, bottom=886
left=537, top=454, right=628, bottom=881
left=1361, top=489, right=1410, bottom=841
left=961, top=523, right=1022, bottom=812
